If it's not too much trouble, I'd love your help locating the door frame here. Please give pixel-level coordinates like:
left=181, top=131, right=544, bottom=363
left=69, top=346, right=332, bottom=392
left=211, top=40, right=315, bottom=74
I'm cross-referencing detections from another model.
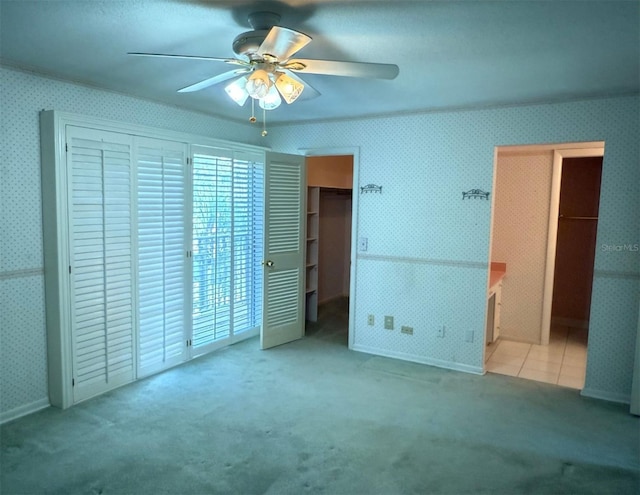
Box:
left=298, top=146, right=360, bottom=349
left=540, top=146, right=604, bottom=345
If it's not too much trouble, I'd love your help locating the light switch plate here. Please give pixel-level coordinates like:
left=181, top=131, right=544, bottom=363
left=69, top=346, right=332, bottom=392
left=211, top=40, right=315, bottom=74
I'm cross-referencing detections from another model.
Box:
left=359, top=237, right=368, bottom=252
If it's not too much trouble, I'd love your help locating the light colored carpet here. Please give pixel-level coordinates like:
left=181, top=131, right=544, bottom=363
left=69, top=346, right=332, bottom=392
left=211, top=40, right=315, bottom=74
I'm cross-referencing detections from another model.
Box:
left=2, top=298, right=639, bottom=494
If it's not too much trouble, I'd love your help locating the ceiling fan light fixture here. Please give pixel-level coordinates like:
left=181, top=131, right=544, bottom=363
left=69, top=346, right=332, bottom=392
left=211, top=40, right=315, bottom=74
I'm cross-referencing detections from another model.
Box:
left=224, top=76, right=249, bottom=106
left=275, top=72, right=304, bottom=104
left=246, top=69, right=272, bottom=99
left=130, top=8, right=400, bottom=137
left=259, top=84, right=282, bottom=110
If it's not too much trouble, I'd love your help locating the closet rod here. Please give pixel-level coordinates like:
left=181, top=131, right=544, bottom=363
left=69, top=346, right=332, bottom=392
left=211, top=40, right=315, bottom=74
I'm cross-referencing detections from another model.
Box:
left=559, top=215, right=598, bottom=220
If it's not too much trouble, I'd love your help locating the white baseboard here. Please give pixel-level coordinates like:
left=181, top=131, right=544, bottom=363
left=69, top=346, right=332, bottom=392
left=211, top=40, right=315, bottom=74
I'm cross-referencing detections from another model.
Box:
left=581, top=387, right=630, bottom=405
left=1, top=398, right=50, bottom=425
left=352, top=344, right=484, bottom=375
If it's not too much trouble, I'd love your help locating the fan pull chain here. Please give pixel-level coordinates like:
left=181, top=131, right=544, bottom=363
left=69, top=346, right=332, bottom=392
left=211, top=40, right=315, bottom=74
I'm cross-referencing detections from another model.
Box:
left=262, top=107, right=268, bottom=137
left=249, top=98, right=256, bottom=123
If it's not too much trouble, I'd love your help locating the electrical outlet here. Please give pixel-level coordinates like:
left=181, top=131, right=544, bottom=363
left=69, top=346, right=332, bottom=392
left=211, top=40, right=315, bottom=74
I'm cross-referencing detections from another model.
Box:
left=401, top=326, right=413, bottom=335
left=465, top=330, right=474, bottom=343
left=437, top=325, right=445, bottom=338
left=368, top=314, right=375, bottom=326
left=384, top=316, right=394, bottom=330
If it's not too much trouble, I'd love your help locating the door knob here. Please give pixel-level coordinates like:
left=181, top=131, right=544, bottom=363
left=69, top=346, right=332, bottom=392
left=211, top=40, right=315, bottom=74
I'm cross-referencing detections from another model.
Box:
left=262, top=260, right=274, bottom=268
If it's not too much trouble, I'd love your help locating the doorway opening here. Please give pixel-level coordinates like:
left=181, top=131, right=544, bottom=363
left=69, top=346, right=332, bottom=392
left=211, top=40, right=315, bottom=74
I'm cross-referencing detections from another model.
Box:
left=547, top=155, right=603, bottom=351
left=485, top=142, right=604, bottom=390
left=304, top=153, right=355, bottom=346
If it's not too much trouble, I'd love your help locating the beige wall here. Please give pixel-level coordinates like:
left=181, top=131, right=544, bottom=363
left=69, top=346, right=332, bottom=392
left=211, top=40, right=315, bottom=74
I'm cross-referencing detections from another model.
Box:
left=318, top=190, right=352, bottom=303
left=491, top=150, right=553, bottom=344
left=307, top=155, right=353, bottom=189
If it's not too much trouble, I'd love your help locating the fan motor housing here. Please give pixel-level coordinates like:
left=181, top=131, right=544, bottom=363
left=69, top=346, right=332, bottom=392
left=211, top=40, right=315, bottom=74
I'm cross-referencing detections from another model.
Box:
left=232, top=30, right=269, bottom=58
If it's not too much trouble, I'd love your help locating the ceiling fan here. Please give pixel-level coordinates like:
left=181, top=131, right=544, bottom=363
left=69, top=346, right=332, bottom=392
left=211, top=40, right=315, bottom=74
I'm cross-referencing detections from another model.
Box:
left=129, top=11, right=399, bottom=133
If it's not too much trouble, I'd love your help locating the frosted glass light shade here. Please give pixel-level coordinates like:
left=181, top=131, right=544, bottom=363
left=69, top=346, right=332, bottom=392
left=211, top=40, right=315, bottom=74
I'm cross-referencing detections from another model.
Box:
left=275, top=72, right=304, bottom=104
left=224, top=76, right=249, bottom=106
left=259, top=84, right=282, bottom=110
left=246, top=69, right=272, bottom=99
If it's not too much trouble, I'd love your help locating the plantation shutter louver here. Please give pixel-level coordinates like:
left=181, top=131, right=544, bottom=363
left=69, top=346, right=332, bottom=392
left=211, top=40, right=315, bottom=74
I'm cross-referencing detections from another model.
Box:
left=191, top=146, right=264, bottom=355
left=232, top=155, right=264, bottom=336
left=67, top=126, right=134, bottom=402
left=136, top=137, right=188, bottom=377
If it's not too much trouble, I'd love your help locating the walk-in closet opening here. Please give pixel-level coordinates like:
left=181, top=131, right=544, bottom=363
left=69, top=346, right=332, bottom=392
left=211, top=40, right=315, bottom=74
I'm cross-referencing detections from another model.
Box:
left=305, top=154, right=354, bottom=345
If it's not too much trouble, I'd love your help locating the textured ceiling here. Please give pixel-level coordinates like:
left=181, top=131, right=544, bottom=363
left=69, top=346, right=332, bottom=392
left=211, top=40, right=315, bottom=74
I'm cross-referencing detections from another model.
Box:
left=1, top=0, right=638, bottom=124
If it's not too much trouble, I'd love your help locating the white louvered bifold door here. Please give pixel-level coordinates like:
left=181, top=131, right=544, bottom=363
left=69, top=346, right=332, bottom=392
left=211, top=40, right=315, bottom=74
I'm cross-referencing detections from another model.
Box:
left=67, top=126, right=135, bottom=403
left=136, top=137, right=188, bottom=377
left=260, top=152, right=306, bottom=349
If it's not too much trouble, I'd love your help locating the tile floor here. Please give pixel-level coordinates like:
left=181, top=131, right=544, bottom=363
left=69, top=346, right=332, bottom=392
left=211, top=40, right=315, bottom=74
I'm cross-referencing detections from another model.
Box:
left=485, top=326, right=587, bottom=389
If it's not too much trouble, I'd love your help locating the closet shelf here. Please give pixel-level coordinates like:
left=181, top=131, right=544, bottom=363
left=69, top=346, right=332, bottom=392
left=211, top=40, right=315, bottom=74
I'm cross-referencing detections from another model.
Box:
left=305, top=186, right=319, bottom=322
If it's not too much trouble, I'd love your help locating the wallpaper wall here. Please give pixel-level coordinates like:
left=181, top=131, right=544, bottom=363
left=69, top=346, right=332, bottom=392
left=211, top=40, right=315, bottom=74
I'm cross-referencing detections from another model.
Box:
left=0, top=66, right=258, bottom=422
left=491, top=150, right=554, bottom=343
left=1, top=64, right=638, bottom=420
left=270, top=95, right=640, bottom=402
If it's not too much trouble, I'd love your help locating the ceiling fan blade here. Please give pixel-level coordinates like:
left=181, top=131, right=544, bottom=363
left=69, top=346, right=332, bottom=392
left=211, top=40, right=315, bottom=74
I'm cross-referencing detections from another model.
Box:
left=257, top=26, right=311, bottom=61
left=128, top=52, right=249, bottom=66
left=286, top=59, right=399, bottom=80
left=178, top=69, right=251, bottom=93
left=282, top=70, right=320, bottom=101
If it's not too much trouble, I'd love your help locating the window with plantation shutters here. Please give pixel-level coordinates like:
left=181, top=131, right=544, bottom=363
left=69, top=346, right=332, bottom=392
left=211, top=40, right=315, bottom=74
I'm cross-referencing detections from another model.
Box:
left=136, top=137, right=187, bottom=377
left=191, top=146, right=264, bottom=355
left=67, top=126, right=135, bottom=403
left=41, top=111, right=269, bottom=409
